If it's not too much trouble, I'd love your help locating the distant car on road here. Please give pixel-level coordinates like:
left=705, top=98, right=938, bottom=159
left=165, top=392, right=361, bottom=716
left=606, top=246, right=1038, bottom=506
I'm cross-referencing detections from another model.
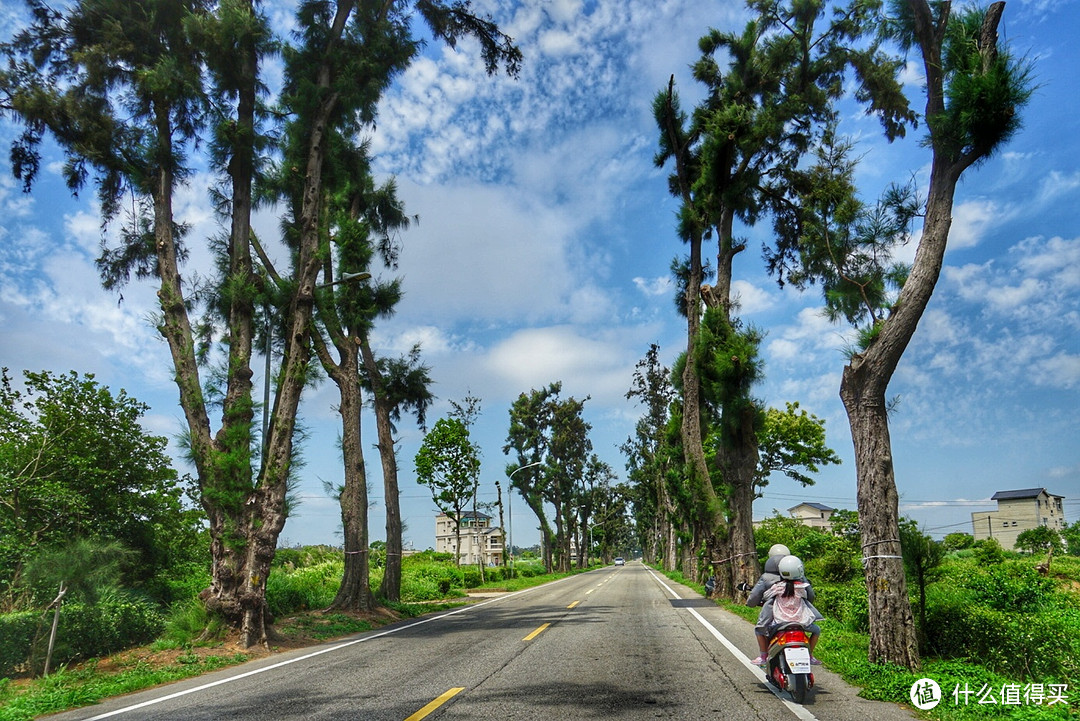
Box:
left=614, top=557, right=625, bottom=566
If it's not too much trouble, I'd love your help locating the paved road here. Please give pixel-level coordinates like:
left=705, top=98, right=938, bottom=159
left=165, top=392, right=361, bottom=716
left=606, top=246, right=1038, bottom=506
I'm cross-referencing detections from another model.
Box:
left=48, top=563, right=917, bottom=720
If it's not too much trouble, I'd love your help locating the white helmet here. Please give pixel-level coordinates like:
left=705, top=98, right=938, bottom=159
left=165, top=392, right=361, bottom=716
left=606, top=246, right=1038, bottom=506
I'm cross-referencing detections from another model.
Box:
left=778, top=555, right=805, bottom=581
left=767, top=543, right=791, bottom=558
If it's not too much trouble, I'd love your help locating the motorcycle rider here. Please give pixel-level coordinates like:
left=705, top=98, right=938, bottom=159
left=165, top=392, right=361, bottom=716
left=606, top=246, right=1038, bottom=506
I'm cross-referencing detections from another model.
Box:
left=762, top=555, right=823, bottom=665
left=744, top=544, right=789, bottom=665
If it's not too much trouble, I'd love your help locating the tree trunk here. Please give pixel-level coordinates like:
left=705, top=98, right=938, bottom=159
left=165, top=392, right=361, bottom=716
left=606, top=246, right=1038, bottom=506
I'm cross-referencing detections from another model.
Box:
left=325, top=345, right=374, bottom=613
left=361, top=337, right=403, bottom=602
left=724, top=416, right=760, bottom=603
left=841, top=364, right=918, bottom=668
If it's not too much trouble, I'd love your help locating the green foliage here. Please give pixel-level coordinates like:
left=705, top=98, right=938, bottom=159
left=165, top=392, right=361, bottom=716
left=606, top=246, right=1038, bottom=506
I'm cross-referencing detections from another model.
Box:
left=265, top=562, right=342, bottom=617
left=961, top=563, right=1056, bottom=614
left=1015, top=526, right=1065, bottom=555
left=157, top=598, right=224, bottom=650
left=974, top=538, right=1006, bottom=565
left=942, top=532, right=974, bottom=552
left=0, top=651, right=249, bottom=721
left=936, top=5, right=1035, bottom=163
left=414, top=417, right=481, bottom=528
left=0, top=595, right=164, bottom=678
left=1064, top=520, right=1080, bottom=556
left=16, top=539, right=134, bottom=608
left=0, top=370, right=203, bottom=607
left=756, top=402, right=841, bottom=488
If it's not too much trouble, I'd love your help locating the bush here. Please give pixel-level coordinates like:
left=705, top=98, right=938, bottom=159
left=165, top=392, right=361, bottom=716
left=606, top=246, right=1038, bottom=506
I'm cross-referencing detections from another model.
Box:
left=0, top=595, right=164, bottom=677
left=974, top=538, right=1006, bottom=564
left=963, top=563, right=1056, bottom=613
left=922, top=584, right=1080, bottom=681
left=818, top=548, right=861, bottom=583
left=265, top=561, right=342, bottom=617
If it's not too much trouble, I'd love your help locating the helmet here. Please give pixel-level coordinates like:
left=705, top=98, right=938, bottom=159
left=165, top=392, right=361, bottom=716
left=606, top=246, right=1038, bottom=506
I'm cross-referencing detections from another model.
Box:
left=778, top=555, right=805, bottom=581
left=767, top=543, right=791, bottom=558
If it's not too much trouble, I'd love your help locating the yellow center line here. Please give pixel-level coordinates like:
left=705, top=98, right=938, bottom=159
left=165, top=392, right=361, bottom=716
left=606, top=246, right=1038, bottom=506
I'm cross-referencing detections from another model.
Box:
left=567, top=600, right=580, bottom=609
left=404, top=687, right=466, bottom=721
left=523, top=622, right=551, bottom=641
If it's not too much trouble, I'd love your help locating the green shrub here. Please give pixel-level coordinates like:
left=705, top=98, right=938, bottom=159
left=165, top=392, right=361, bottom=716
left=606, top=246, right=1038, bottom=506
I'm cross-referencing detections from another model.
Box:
left=141, top=562, right=211, bottom=607
left=461, top=567, right=482, bottom=588
left=963, top=563, right=1056, bottom=613
left=922, top=584, right=1080, bottom=682
left=0, top=596, right=165, bottom=677
left=400, top=576, right=442, bottom=602
left=265, top=561, right=342, bottom=617
left=0, top=611, right=37, bottom=677
left=157, top=598, right=225, bottom=648
left=818, top=548, right=861, bottom=583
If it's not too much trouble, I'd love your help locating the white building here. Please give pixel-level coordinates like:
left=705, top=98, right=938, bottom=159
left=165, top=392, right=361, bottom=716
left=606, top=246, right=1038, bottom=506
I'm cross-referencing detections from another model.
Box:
left=435, top=511, right=504, bottom=566
left=788, top=502, right=836, bottom=530
left=971, top=488, right=1067, bottom=550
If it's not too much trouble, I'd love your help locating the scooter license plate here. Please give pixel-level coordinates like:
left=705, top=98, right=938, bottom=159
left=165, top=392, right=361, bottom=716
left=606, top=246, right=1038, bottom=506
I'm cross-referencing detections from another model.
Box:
left=785, top=647, right=811, bottom=673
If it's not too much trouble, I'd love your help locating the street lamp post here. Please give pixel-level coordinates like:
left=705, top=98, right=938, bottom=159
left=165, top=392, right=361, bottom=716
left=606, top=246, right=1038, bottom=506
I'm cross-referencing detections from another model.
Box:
left=507, top=460, right=542, bottom=578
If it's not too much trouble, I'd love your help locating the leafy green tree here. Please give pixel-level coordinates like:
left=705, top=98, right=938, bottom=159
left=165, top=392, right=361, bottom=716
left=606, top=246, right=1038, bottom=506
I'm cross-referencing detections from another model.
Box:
left=415, top=418, right=481, bottom=567
left=504, top=384, right=559, bottom=573
left=0, top=369, right=201, bottom=610
left=622, top=344, right=678, bottom=570
left=756, top=403, right=843, bottom=488
left=1062, top=520, right=1080, bottom=557
left=548, top=394, right=592, bottom=572
left=899, top=519, right=945, bottom=651
left=1, top=0, right=519, bottom=646
left=1015, top=526, right=1064, bottom=556
left=942, top=532, right=974, bottom=552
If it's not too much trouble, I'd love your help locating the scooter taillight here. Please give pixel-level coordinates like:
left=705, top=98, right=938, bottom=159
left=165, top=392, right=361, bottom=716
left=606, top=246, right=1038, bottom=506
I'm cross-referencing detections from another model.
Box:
left=773, top=629, right=809, bottom=646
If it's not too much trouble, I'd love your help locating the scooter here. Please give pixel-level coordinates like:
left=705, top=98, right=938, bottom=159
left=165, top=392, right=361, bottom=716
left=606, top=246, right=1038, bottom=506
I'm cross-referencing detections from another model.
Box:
left=764, top=622, right=815, bottom=704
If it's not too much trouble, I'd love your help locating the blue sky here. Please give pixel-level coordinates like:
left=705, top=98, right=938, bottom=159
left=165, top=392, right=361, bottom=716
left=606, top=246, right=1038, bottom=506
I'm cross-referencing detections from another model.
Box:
left=1, top=0, right=1077, bottom=551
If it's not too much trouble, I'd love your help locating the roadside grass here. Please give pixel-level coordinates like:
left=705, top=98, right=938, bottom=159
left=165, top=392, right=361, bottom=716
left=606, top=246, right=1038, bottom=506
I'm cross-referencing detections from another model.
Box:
left=0, top=653, right=248, bottom=721
left=656, top=567, right=1077, bottom=721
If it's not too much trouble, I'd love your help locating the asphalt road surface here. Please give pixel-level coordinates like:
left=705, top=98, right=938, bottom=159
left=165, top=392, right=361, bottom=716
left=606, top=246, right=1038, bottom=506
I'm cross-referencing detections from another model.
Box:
left=47, top=563, right=917, bottom=720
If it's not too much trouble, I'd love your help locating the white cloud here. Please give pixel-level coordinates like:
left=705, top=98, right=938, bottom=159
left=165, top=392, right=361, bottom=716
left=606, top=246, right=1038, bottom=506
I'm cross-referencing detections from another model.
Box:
left=731, top=280, right=776, bottom=315
left=633, top=276, right=671, bottom=297
left=1033, top=352, right=1080, bottom=390
left=948, top=199, right=1009, bottom=250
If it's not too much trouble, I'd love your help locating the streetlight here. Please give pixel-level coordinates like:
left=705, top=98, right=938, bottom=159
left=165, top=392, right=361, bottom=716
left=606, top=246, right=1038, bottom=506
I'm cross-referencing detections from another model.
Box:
left=317, top=271, right=371, bottom=288
left=507, top=460, right=542, bottom=578
left=261, top=271, right=372, bottom=460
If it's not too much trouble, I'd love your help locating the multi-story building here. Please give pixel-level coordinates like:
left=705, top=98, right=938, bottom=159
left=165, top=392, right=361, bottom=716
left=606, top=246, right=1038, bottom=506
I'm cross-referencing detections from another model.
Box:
left=971, top=488, right=1067, bottom=550
left=435, top=511, right=504, bottom=566
left=788, top=502, right=836, bottom=530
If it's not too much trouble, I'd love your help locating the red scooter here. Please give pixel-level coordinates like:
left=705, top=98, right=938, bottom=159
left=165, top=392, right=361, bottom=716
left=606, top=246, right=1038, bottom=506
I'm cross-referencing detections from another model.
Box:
left=764, top=622, right=815, bottom=703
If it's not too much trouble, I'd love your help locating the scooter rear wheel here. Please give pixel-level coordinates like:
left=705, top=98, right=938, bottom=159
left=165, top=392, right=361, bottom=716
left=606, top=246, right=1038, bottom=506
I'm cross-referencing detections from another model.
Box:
left=790, top=673, right=808, bottom=704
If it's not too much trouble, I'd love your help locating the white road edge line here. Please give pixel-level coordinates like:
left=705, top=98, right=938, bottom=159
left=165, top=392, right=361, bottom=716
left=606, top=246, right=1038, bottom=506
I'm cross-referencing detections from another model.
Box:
left=646, top=568, right=819, bottom=721
left=79, top=575, right=578, bottom=720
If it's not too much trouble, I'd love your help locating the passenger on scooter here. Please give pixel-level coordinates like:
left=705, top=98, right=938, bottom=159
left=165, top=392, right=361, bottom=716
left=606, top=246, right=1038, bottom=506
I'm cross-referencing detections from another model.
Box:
left=762, top=555, right=823, bottom=666
left=744, top=544, right=789, bottom=665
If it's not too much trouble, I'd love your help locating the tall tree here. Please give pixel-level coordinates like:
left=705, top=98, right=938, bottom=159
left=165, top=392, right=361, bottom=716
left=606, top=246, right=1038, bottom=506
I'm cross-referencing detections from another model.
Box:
left=655, top=0, right=912, bottom=593
left=623, top=344, right=678, bottom=569
left=366, top=343, right=433, bottom=601
left=0, top=0, right=519, bottom=646
left=504, top=385, right=559, bottom=573
left=765, top=0, right=1032, bottom=669
left=415, top=418, right=481, bottom=566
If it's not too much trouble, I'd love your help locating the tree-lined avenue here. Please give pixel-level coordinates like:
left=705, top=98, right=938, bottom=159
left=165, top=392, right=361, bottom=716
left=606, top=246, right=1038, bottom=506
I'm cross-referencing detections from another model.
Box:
left=49, top=565, right=916, bottom=721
